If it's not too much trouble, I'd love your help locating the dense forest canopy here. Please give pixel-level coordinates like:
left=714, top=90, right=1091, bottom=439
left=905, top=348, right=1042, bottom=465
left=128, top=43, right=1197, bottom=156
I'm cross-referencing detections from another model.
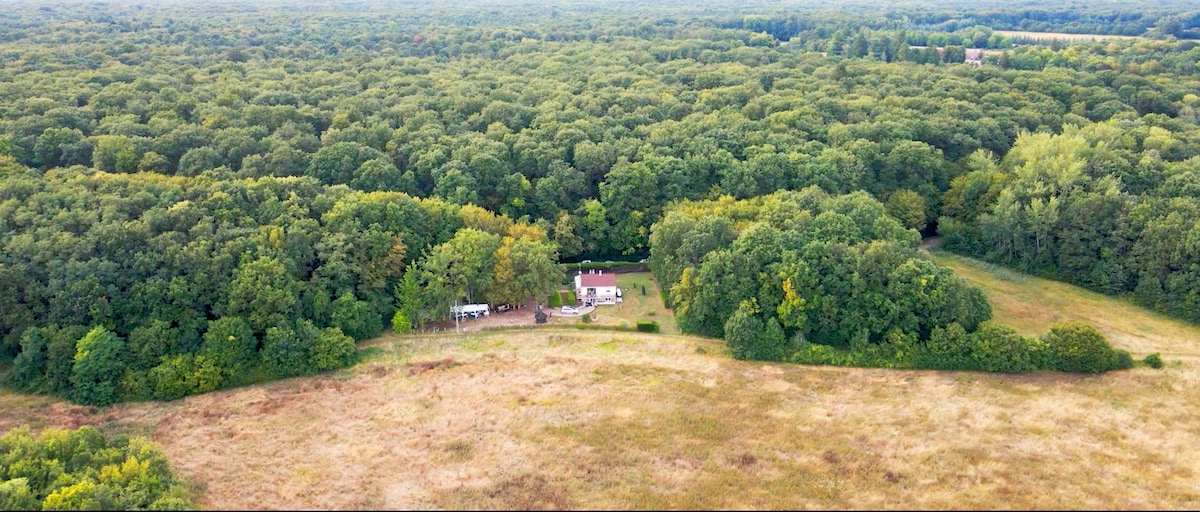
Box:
left=1, top=0, right=1197, bottom=404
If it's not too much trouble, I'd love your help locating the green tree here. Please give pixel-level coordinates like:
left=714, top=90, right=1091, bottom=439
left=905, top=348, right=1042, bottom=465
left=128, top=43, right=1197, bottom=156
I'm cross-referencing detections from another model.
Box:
left=69, top=327, right=126, bottom=406
left=311, top=326, right=356, bottom=371
left=221, top=257, right=299, bottom=335
left=886, top=189, right=928, bottom=230
left=200, top=316, right=257, bottom=382
left=330, top=292, right=382, bottom=341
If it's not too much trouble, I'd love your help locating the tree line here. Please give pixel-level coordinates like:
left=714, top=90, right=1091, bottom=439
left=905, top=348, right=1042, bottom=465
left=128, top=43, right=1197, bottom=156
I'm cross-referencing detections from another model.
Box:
left=0, top=168, right=560, bottom=404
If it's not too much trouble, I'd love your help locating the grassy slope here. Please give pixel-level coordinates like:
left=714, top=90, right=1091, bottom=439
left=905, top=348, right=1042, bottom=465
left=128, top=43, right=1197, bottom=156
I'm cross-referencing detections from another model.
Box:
left=2, top=256, right=1200, bottom=509
left=932, top=251, right=1200, bottom=359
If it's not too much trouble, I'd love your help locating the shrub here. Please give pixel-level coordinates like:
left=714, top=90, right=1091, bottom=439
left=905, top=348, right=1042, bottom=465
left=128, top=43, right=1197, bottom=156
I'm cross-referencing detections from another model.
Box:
left=635, top=320, right=660, bottom=333
left=261, top=321, right=318, bottom=377
left=548, top=291, right=563, bottom=308
left=966, top=322, right=1037, bottom=373
left=391, top=311, right=412, bottom=334
left=1042, top=322, right=1125, bottom=373
left=792, top=341, right=857, bottom=366
left=915, top=322, right=970, bottom=370
left=119, top=369, right=153, bottom=401
left=311, top=327, right=357, bottom=371
left=579, top=313, right=592, bottom=324
left=723, top=301, right=789, bottom=361
left=1115, top=350, right=1134, bottom=370
left=149, top=355, right=222, bottom=401
left=1144, top=352, right=1164, bottom=369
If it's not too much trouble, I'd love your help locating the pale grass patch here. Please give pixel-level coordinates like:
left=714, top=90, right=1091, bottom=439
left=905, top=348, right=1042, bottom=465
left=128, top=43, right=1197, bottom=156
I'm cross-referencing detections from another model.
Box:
left=994, top=30, right=1144, bottom=42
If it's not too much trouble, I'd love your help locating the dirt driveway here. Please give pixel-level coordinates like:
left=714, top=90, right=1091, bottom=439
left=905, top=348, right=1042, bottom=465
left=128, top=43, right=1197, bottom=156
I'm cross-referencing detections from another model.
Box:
left=424, top=299, right=590, bottom=331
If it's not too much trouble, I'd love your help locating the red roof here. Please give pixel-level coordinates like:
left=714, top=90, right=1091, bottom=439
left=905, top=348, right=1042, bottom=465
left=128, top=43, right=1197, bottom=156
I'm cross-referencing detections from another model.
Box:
left=578, top=273, right=617, bottom=287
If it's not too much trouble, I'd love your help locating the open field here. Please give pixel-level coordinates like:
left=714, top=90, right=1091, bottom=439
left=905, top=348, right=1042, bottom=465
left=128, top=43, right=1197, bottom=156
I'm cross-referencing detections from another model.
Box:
left=550, top=272, right=678, bottom=334
left=2, top=256, right=1200, bottom=509
left=995, top=30, right=1143, bottom=42
left=932, top=251, right=1200, bottom=360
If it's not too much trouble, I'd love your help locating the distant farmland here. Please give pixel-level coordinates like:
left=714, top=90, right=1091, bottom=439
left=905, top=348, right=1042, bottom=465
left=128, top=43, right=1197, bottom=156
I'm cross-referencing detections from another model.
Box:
left=995, top=30, right=1144, bottom=42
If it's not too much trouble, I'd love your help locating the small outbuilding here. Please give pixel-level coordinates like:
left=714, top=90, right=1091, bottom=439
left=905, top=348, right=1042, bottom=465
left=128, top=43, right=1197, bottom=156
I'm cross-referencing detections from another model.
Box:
left=534, top=308, right=548, bottom=324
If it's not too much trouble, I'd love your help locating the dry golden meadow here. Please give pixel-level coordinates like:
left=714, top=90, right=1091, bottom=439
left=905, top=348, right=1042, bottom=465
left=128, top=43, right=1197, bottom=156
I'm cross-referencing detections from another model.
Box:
left=2, top=253, right=1200, bottom=509
left=993, top=30, right=1144, bottom=42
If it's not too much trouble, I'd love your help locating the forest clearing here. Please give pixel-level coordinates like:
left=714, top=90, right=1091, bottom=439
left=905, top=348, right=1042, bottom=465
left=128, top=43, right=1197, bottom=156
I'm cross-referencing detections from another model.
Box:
left=1, top=254, right=1197, bottom=509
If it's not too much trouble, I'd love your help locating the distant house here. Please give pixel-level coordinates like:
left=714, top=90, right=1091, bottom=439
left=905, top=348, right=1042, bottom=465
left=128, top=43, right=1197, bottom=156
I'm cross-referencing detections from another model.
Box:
left=450, top=303, right=490, bottom=320
left=965, top=49, right=984, bottom=66
left=574, top=270, right=621, bottom=307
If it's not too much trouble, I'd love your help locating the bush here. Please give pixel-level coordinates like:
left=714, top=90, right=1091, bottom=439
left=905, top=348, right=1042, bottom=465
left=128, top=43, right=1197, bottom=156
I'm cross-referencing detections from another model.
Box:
left=723, top=301, right=789, bottom=361
left=1144, top=352, right=1164, bottom=369
left=966, top=322, right=1037, bottom=373
left=391, top=311, right=412, bottom=334
left=1042, top=322, right=1125, bottom=373
left=1115, top=350, right=1134, bottom=370
left=915, top=323, right=971, bottom=370
left=261, top=321, right=318, bottom=378
left=635, top=320, right=660, bottom=333
left=548, top=291, right=563, bottom=308
left=311, top=327, right=357, bottom=371
left=149, top=355, right=222, bottom=401
left=200, top=316, right=257, bottom=381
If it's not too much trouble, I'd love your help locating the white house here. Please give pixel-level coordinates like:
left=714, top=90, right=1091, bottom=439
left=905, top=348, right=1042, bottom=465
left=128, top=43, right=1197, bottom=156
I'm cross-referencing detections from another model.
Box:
left=575, top=270, right=621, bottom=306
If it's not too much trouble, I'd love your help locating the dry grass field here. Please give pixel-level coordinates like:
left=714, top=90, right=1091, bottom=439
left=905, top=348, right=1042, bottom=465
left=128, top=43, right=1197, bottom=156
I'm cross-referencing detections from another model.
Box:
left=994, top=30, right=1144, bottom=42
left=933, top=251, right=1200, bottom=360
left=2, top=255, right=1200, bottom=509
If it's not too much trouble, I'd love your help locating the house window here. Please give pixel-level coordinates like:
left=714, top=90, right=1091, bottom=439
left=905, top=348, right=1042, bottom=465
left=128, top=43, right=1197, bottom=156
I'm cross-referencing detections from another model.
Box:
left=587, top=287, right=596, bottom=295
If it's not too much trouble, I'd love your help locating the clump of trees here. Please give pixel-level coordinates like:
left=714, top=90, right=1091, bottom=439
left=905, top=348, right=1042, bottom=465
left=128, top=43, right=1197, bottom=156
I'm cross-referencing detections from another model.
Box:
left=0, top=425, right=195, bottom=510
left=652, top=189, right=1132, bottom=373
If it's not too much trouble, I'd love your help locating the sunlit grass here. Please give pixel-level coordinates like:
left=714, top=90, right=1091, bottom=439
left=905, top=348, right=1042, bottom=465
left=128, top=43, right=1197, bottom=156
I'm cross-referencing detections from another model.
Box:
left=933, top=251, right=1200, bottom=358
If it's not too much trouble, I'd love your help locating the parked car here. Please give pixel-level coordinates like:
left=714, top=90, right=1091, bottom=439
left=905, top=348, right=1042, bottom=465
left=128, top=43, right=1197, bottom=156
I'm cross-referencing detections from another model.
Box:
left=561, top=306, right=578, bottom=314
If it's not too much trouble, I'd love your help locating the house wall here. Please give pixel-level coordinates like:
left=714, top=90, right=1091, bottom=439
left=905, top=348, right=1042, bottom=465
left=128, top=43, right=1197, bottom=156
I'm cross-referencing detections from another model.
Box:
left=576, top=285, right=619, bottom=305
